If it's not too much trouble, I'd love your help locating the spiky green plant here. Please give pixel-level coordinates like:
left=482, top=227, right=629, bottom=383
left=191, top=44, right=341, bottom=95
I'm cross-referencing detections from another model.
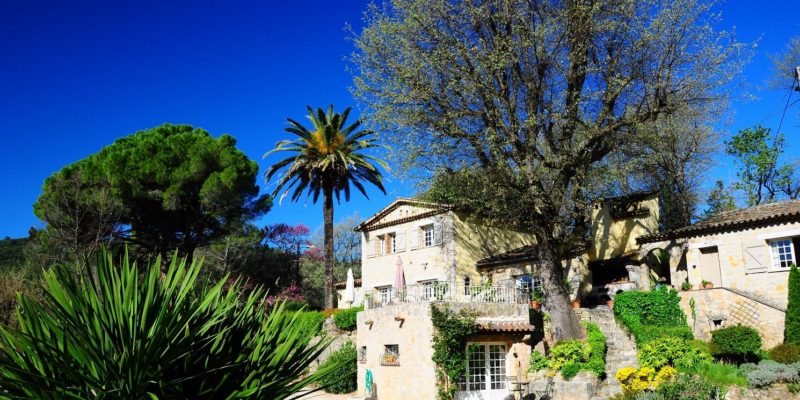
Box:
left=0, top=250, right=340, bottom=399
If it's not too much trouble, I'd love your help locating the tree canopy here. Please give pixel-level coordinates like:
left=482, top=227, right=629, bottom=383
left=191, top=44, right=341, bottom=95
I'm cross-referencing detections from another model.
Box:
left=35, top=124, right=271, bottom=261
left=351, top=0, right=747, bottom=340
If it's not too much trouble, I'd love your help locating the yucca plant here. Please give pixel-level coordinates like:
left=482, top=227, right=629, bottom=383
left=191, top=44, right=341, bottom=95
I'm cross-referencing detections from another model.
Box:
left=0, top=250, right=340, bottom=399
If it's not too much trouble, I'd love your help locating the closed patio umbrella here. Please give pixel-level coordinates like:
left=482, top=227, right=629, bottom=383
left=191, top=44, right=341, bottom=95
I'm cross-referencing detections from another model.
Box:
left=394, top=256, right=406, bottom=301
left=344, top=267, right=356, bottom=305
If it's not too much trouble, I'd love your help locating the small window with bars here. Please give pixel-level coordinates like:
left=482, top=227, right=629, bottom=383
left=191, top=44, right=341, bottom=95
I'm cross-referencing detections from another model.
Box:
left=359, top=346, right=367, bottom=364
left=381, top=344, right=400, bottom=366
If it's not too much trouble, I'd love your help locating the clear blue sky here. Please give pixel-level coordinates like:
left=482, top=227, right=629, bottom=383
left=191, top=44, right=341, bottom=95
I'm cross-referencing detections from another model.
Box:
left=0, top=0, right=798, bottom=238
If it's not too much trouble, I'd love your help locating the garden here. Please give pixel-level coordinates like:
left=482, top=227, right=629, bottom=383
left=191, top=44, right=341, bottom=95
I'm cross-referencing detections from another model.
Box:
left=608, top=265, right=800, bottom=400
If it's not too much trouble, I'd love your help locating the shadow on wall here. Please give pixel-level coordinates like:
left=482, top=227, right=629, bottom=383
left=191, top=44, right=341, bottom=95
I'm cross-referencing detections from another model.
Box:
left=454, top=213, right=535, bottom=281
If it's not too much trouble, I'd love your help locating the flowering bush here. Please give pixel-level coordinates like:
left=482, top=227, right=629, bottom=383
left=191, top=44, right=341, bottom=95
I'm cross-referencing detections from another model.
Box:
left=617, top=366, right=676, bottom=394
left=266, top=284, right=307, bottom=309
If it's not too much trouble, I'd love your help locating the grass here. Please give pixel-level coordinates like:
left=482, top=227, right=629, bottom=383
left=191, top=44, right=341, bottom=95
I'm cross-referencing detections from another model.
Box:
left=683, top=361, right=747, bottom=387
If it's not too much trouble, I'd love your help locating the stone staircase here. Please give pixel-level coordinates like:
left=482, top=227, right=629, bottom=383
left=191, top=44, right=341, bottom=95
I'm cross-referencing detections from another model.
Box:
left=578, top=307, right=639, bottom=399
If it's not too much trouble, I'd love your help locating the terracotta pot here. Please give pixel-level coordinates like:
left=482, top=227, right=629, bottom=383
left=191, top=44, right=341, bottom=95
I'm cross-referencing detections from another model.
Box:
left=571, top=299, right=581, bottom=309
left=530, top=300, right=541, bottom=310
left=703, top=283, right=714, bottom=289
left=606, top=300, right=614, bottom=309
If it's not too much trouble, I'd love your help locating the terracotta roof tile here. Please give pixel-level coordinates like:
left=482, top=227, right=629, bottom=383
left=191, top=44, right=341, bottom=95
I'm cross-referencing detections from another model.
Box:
left=476, top=320, right=536, bottom=332
left=638, top=200, right=800, bottom=243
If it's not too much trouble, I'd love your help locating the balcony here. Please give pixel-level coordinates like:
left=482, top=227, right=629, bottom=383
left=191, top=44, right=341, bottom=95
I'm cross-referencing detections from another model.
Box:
left=364, top=281, right=527, bottom=309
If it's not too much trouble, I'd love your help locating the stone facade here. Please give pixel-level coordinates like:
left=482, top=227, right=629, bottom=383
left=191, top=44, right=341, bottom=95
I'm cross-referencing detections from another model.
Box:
left=356, top=302, right=532, bottom=400
left=678, top=288, right=786, bottom=348
left=358, top=199, right=535, bottom=295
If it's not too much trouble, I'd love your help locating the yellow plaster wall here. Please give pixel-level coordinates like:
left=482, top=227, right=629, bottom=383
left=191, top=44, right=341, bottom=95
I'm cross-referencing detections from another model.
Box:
left=453, top=213, right=536, bottom=282
left=589, top=195, right=660, bottom=261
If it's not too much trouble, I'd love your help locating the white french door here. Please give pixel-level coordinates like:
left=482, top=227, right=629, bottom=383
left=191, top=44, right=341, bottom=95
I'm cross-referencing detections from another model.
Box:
left=458, top=342, right=508, bottom=400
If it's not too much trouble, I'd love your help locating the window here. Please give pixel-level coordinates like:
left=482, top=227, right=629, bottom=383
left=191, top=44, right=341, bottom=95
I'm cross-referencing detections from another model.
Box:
left=419, top=280, right=437, bottom=301
left=515, top=275, right=543, bottom=294
left=381, top=344, right=400, bottom=366
left=379, top=233, right=396, bottom=255
left=359, top=346, right=367, bottom=364
left=378, top=286, right=393, bottom=305
left=770, top=239, right=796, bottom=270
left=464, top=277, right=471, bottom=296
left=423, top=225, right=434, bottom=247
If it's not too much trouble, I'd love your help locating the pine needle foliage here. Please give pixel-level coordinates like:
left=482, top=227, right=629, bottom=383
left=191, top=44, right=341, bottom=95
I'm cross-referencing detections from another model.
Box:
left=0, top=249, right=340, bottom=399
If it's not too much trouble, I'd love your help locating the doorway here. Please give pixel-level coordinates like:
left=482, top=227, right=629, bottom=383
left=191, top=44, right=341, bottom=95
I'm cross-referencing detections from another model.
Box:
left=699, top=247, right=722, bottom=287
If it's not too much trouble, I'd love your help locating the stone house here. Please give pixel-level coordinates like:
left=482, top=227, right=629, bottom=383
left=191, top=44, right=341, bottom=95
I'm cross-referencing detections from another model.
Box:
left=352, top=194, right=661, bottom=400
left=637, top=200, right=800, bottom=347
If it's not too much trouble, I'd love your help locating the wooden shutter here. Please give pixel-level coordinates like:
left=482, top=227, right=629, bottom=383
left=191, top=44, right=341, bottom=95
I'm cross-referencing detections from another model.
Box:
left=433, top=223, right=443, bottom=245
left=366, top=238, right=375, bottom=258
left=743, top=242, right=768, bottom=274
left=396, top=231, right=406, bottom=252
left=409, top=228, right=419, bottom=250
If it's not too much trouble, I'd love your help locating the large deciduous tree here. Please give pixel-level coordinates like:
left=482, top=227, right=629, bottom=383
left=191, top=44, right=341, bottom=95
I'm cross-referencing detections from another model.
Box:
left=265, top=106, right=387, bottom=309
left=351, top=0, right=746, bottom=339
left=35, top=124, right=271, bottom=263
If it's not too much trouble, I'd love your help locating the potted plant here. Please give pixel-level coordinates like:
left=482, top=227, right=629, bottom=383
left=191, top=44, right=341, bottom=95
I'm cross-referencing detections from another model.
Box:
left=702, top=280, right=713, bottom=289
left=382, top=353, right=398, bottom=365
left=530, top=289, right=544, bottom=310
left=681, top=279, right=692, bottom=291
left=571, top=295, right=581, bottom=309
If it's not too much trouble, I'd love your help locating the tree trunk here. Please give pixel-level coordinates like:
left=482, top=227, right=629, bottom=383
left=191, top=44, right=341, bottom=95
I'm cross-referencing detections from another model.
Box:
left=536, top=232, right=585, bottom=341
left=323, top=186, right=335, bottom=309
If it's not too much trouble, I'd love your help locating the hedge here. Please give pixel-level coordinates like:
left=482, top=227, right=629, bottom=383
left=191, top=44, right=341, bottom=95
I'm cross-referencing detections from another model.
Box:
left=333, top=306, right=363, bottom=331
left=613, top=287, right=692, bottom=345
left=786, top=264, right=800, bottom=345
left=710, top=325, right=762, bottom=364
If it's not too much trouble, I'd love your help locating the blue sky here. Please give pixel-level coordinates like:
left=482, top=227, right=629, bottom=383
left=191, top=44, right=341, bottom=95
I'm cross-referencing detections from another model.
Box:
left=0, top=0, right=798, bottom=238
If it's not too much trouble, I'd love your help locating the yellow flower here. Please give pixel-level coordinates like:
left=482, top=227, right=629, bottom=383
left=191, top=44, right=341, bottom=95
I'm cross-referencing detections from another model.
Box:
left=654, top=366, right=676, bottom=387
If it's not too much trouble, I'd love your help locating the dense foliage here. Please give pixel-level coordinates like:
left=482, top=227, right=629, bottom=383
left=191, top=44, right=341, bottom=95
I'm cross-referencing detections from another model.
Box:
left=333, top=306, right=363, bottom=331
left=709, top=325, right=762, bottom=364
left=639, top=337, right=712, bottom=370
left=318, top=341, right=358, bottom=394
left=647, top=372, right=726, bottom=400
left=528, top=322, right=606, bottom=380
left=614, top=288, right=692, bottom=345
left=265, top=105, right=386, bottom=308
left=430, top=304, right=477, bottom=400
left=0, top=250, right=338, bottom=399
left=35, top=124, right=271, bottom=262
left=769, top=343, right=800, bottom=364
left=787, top=264, right=800, bottom=345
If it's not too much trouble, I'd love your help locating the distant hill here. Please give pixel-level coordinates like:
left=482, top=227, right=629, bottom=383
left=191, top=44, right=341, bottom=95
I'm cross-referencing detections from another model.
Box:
left=0, top=237, right=28, bottom=270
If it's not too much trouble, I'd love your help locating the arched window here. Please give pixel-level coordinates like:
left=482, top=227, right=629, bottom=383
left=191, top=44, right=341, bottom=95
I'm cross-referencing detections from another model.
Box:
left=464, top=276, right=471, bottom=295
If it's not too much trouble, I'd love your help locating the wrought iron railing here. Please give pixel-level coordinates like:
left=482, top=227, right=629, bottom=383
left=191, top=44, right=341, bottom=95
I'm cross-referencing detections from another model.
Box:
left=364, top=281, right=526, bottom=309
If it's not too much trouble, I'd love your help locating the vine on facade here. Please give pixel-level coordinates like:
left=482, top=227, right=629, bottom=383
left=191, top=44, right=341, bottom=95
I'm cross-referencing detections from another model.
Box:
left=430, top=304, right=478, bottom=400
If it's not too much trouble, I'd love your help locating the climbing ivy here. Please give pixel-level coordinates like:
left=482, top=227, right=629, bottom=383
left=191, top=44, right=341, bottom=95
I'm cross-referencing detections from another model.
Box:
left=431, top=304, right=477, bottom=400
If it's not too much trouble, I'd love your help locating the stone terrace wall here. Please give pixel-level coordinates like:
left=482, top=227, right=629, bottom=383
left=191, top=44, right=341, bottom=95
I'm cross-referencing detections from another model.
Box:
left=679, top=288, right=786, bottom=348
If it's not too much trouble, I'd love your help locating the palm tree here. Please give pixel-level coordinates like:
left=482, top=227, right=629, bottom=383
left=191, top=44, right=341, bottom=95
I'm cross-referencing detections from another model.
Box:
left=265, top=105, right=387, bottom=308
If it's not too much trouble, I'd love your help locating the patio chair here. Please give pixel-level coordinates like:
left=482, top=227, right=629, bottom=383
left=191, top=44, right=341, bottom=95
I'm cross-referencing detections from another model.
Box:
left=531, top=377, right=554, bottom=400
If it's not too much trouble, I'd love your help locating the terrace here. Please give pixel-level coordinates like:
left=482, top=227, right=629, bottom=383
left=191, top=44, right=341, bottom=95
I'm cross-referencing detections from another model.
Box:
left=363, top=281, right=527, bottom=309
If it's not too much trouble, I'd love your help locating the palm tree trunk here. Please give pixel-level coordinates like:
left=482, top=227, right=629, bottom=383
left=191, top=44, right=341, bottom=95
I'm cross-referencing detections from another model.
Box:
left=323, top=186, right=335, bottom=309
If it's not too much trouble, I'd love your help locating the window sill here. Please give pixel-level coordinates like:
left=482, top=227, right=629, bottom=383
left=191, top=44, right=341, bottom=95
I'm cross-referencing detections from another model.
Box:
left=380, top=361, right=400, bottom=367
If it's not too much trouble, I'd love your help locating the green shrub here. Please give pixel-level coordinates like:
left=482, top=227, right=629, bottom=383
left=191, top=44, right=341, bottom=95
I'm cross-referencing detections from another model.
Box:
left=561, top=362, right=581, bottom=380
left=786, top=264, right=800, bottom=345
left=548, top=340, right=591, bottom=372
left=284, top=299, right=309, bottom=311
left=769, top=343, right=800, bottom=364
left=651, top=373, right=726, bottom=400
left=333, top=306, right=363, bottom=331
left=319, top=341, right=357, bottom=394
left=710, top=325, right=762, bottom=364
left=614, top=288, right=692, bottom=345
left=0, top=250, right=339, bottom=400
left=584, top=322, right=607, bottom=379
left=639, top=336, right=711, bottom=370
left=529, top=351, right=548, bottom=372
